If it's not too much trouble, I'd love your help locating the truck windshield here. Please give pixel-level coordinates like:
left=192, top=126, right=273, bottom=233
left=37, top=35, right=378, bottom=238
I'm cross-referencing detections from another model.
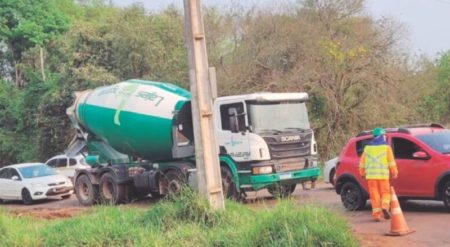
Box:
left=247, top=101, right=310, bottom=133
left=417, top=130, right=450, bottom=154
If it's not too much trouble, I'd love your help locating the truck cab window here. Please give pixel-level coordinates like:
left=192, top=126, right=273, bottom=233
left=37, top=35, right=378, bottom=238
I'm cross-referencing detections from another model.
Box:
left=220, top=103, right=246, bottom=132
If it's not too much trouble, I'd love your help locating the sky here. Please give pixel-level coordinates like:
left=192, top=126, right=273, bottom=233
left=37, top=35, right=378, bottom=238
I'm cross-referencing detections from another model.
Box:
left=111, top=0, right=450, bottom=58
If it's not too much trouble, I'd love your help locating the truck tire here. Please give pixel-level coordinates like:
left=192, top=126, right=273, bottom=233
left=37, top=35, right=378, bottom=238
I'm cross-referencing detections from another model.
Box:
left=267, top=184, right=296, bottom=198
left=99, top=172, right=126, bottom=204
left=220, top=166, right=241, bottom=200
left=160, top=170, right=185, bottom=196
left=340, top=182, right=366, bottom=211
left=75, top=174, right=99, bottom=206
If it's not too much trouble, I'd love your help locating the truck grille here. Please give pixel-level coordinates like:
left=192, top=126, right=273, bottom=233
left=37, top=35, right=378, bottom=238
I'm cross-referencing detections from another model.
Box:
left=275, top=163, right=304, bottom=172
left=263, top=132, right=312, bottom=159
left=266, top=141, right=311, bottom=159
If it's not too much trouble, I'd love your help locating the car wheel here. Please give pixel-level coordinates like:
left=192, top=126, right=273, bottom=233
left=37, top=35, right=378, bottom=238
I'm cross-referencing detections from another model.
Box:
left=21, top=189, right=33, bottom=205
left=75, top=174, right=99, bottom=206
left=267, top=184, right=296, bottom=198
left=99, top=172, right=127, bottom=204
left=442, top=181, right=450, bottom=212
left=340, top=182, right=366, bottom=211
left=220, top=166, right=242, bottom=201
left=160, top=170, right=186, bottom=197
left=329, top=168, right=336, bottom=186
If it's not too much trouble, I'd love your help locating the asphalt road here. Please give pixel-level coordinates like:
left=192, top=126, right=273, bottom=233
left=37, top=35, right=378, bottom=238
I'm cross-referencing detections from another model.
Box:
left=2, top=182, right=450, bottom=246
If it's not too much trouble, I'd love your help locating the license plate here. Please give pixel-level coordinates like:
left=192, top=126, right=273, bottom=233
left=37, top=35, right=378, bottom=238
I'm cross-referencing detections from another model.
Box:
left=279, top=173, right=292, bottom=180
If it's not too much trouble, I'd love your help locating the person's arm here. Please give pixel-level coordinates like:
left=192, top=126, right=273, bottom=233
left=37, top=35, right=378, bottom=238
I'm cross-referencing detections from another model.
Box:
left=359, top=151, right=366, bottom=178
left=387, top=146, right=398, bottom=178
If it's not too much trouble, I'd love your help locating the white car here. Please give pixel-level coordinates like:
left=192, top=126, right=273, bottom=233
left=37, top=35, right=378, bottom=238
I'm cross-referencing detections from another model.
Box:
left=45, top=154, right=89, bottom=179
left=0, top=163, right=73, bottom=205
left=323, top=157, right=339, bottom=186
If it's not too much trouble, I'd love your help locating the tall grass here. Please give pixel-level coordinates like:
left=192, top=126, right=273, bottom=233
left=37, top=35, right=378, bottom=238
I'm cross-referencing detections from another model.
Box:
left=0, top=190, right=357, bottom=247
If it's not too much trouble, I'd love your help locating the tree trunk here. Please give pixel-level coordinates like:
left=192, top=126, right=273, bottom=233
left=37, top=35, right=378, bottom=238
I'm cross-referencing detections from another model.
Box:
left=40, top=47, right=46, bottom=81
left=15, top=61, right=20, bottom=88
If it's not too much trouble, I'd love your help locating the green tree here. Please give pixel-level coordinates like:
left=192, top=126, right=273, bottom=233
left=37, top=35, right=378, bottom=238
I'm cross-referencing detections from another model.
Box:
left=421, top=51, right=450, bottom=123
left=0, top=0, right=69, bottom=86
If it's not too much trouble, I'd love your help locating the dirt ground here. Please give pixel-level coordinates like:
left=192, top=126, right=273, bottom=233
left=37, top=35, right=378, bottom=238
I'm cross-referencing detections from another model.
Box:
left=2, top=182, right=450, bottom=246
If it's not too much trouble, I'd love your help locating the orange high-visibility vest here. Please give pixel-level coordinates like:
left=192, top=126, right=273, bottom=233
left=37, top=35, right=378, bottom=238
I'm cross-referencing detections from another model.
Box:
left=359, top=145, right=397, bottom=180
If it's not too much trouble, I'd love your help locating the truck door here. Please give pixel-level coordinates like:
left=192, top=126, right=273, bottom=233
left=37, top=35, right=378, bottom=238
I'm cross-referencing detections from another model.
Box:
left=217, top=102, right=251, bottom=162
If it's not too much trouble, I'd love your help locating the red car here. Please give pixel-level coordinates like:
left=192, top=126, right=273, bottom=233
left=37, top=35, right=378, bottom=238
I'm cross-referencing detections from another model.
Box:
left=335, top=124, right=450, bottom=211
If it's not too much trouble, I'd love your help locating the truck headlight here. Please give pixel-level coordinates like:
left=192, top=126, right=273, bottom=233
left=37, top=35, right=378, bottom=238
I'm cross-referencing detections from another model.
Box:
left=252, top=166, right=273, bottom=175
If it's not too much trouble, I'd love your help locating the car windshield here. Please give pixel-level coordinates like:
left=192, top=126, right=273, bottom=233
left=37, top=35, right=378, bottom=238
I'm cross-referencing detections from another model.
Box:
left=18, top=164, right=56, bottom=178
left=247, top=101, right=310, bottom=133
left=417, top=130, right=450, bottom=154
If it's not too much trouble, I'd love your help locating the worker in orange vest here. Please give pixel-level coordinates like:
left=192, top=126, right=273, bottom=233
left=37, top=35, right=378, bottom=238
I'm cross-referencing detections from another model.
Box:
left=359, top=127, right=398, bottom=221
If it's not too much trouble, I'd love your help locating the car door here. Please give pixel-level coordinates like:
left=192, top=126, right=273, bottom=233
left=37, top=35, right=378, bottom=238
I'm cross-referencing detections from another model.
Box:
left=67, top=158, right=78, bottom=177
left=2, top=168, right=20, bottom=199
left=56, top=158, right=70, bottom=177
left=9, top=168, right=23, bottom=199
left=0, top=168, right=9, bottom=199
left=389, top=136, right=434, bottom=196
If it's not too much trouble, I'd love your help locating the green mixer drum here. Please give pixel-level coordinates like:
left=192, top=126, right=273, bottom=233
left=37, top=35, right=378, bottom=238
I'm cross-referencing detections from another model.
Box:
left=76, top=79, right=191, bottom=161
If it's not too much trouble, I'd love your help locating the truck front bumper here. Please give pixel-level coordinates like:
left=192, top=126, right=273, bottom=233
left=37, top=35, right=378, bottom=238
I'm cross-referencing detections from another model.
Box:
left=240, top=167, right=320, bottom=191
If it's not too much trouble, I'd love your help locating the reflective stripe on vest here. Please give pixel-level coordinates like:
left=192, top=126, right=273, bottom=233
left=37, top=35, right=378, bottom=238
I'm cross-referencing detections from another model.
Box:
left=364, top=145, right=390, bottom=180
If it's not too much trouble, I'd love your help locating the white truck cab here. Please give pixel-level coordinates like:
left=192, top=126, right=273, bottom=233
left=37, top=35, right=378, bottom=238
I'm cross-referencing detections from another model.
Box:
left=214, top=93, right=318, bottom=181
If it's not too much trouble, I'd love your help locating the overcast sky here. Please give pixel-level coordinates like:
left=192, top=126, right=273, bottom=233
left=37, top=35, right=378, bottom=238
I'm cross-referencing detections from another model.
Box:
left=111, top=0, right=450, bottom=58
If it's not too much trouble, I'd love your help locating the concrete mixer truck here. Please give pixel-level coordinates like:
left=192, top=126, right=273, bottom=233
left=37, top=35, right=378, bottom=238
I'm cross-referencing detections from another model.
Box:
left=65, top=79, right=320, bottom=205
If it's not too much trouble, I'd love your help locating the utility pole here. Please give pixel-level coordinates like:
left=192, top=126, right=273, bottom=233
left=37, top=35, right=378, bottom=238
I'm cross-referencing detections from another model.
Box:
left=183, top=0, right=225, bottom=209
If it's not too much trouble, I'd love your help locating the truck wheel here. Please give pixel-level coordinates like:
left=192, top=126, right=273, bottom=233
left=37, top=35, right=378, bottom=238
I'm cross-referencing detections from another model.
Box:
left=161, top=170, right=185, bottom=196
left=442, top=181, right=450, bottom=212
left=75, top=174, right=99, bottom=206
left=267, top=184, right=296, bottom=198
left=21, top=189, right=33, bottom=205
left=99, top=172, right=126, bottom=204
left=340, top=182, right=366, bottom=211
left=220, top=166, right=241, bottom=200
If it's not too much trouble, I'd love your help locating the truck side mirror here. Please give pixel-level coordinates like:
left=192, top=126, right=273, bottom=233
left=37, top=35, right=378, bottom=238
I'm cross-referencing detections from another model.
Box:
left=228, top=108, right=239, bottom=133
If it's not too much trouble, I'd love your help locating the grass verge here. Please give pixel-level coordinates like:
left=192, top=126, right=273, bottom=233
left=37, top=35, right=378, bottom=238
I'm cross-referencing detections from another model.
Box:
left=0, top=190, right=357, bottom=247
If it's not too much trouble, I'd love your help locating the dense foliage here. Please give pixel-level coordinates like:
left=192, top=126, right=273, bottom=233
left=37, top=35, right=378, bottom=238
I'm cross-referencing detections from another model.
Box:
left=0, top=0, right=447, bottom=164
